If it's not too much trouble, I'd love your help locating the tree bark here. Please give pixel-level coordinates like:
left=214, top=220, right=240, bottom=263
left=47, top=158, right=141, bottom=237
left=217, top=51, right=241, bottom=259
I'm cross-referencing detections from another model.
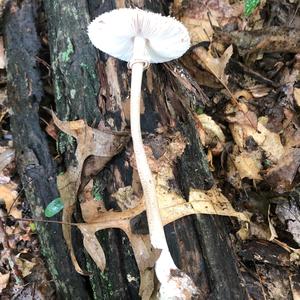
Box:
left=4, top=1, right=90, bottom=299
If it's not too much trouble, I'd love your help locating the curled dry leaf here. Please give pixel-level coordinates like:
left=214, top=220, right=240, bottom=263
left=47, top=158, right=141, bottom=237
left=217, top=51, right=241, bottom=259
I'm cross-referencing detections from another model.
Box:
left=265, top=148, right=300, bottom=193
left=196, top=114, right=226, bottom=155
left=194, top=45, right=233, bottom=86
left=15, top=256, right=36, bottom=278
left=233, top=150, right=262, bottom=181
left=0, top=183, right=21, bottom=219
left=229, top=115, right=284, bottom=163
left=0, top=148, right=15, bottom=173
left=248, top=84, right=272, bottom=98
left=0, top=273, right=10, bottom=293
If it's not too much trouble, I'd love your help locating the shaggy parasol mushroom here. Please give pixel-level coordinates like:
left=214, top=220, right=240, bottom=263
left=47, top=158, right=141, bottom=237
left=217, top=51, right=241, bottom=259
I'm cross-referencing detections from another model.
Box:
left=88, top=8, right=198, bottom=298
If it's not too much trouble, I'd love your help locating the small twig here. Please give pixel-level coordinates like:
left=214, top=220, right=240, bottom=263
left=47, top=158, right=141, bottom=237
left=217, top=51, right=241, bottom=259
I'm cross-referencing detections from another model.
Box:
left=13, top=217, right=78, bottom=227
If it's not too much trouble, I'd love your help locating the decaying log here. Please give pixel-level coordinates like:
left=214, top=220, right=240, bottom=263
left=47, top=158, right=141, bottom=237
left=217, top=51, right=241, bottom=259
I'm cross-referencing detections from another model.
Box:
left=4, top=1, right=90, bottom=299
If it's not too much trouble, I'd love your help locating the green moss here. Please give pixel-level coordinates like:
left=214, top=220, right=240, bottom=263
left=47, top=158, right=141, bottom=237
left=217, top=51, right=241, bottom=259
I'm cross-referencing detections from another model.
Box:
left=59, top=38, right=74, bottom=63
left=57, top=132, right=76, bottom=155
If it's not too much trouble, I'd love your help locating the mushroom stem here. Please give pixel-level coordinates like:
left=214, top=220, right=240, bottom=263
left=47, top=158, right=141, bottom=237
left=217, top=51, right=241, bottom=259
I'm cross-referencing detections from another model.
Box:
left=130, top=37, right=177, bottom=282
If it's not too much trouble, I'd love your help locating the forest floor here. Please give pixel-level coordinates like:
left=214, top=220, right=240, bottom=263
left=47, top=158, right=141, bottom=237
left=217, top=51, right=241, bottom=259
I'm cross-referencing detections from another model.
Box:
left=1, top=0, right=300, bottom=299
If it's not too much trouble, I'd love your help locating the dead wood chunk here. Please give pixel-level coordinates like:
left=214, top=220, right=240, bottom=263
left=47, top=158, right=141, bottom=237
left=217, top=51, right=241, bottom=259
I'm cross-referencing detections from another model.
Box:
left=238, top=240, right=290, bottom=267
left=216, top=27, right=300, bottom=56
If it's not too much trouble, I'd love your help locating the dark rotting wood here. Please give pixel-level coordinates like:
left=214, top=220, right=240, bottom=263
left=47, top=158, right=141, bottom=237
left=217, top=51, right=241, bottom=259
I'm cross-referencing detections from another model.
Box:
left=195, top=215, right=249, bottom=300
left=4, top=0, right=90, bottom=299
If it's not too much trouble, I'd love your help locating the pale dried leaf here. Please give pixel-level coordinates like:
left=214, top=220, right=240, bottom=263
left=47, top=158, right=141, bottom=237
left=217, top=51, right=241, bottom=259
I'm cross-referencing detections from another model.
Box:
left=265, top=148, right=300, bottom=192
left=153, top=135, right=249, bottom=222
left=79, top=227, right=106, bottom=272
left=15, top=257, right=36, bottom=277
left=294, top=87, right=300, bottom=107
left=249, top=85, right=272, bottom=98
left=0, top=273, right=9, bottom=293
left=194, top=45, right=233, bottom=85
left=76, top=203, right=155, bottom=299
left=80, top=179, right=106, bottom=223
left=229, top=113, right=284, bottom=162
left=233, top=150, right=262, bottom=180
left=0, top=148, right=15, bottom=173
left=196, top=114, right=225, bottom=154
left=0, top=183, right=21, bottom=218
left=157, top=176, right=249, bottom=223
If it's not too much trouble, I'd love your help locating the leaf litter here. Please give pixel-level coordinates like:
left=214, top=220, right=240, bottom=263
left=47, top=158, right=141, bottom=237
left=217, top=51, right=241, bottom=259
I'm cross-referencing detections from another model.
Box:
left=2, top=1, right=300, bottom=299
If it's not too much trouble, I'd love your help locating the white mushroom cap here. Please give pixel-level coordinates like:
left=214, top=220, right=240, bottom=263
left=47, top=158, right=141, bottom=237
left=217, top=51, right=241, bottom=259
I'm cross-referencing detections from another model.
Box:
left=88, top=8, right=190, bottom=63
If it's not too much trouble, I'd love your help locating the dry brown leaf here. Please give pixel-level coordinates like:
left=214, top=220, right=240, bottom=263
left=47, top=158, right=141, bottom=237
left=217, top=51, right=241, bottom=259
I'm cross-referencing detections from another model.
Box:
left=284, top=122, right=300, bottom=149
left=265, top=148, right=300, bottom=192
left=15, top=256, right=36, bottom=278
left=159, top=187, right=250, bottom=223
left=0, top=183, right=21, bottom=218
left=248, top=85, right=272, bottom=98
left=194, top=45, right=233, bottom=86
left=79, top=227, right=106, bottom=272
left=229, top=115, right=284, bottom=163
left=294, top=87, right=300, bottom=107
left=173, top=0, right=243, bottom=44
left=0, top=272, right=9, bottom=293
left=52, top=113, right=128, bottom=275
left=233, top=150, right=262, bottom=180
left=80, top=179, right=106, bottom=223
left=196, top=114, right=225, bottom=154
left=0, top=148, right=15, bottom=173
left=76, top=202, right=156, bottom=300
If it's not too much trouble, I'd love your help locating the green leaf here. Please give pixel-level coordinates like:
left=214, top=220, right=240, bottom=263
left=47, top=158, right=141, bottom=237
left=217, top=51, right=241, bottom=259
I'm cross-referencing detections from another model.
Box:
left=244, top=0, right=260, bottom=16
left=45, top=197, right=64, bottom=217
